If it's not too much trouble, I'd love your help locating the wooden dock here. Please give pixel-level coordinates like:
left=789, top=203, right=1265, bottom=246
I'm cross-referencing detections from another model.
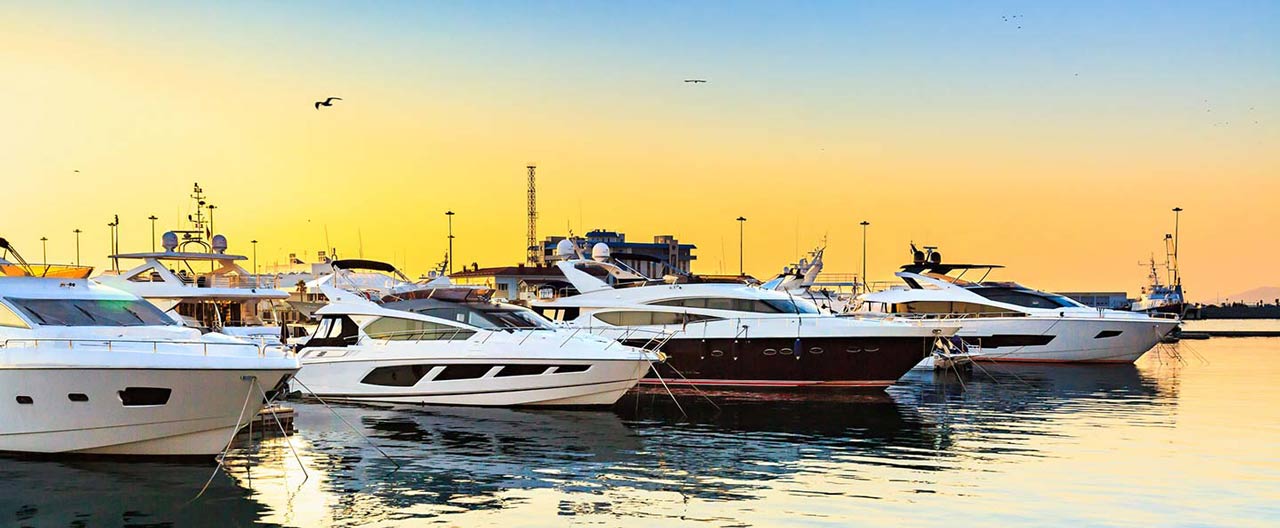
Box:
left=236, top=405, right=296, bottom=440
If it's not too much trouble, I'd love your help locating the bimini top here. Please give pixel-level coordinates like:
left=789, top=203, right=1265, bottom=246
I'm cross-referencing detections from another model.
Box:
left=0, top=264, right=95, bottom=279
left=331, top=259, right=400, bottom=274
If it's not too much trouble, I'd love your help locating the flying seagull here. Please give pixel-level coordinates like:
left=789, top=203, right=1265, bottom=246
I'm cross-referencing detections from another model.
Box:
left=314, top=97, right=342, bottom=109
left=684, top=79, right=707, bottom=83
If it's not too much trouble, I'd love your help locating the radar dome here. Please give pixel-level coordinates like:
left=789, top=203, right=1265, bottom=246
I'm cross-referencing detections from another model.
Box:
left=161, top=231, right=179, bottom=252
left=928, top=251, right=942, bottom=265
left=555, top=239, right=576, bottom=259
left=211, top=234, right=228, bottom=254
left=912, top=250, right=926, bottom=264
left=591, top=243, right=611, bottom=262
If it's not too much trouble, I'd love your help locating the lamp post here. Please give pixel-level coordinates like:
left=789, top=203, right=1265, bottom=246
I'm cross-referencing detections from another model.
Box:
left=206, top=204, right=217, bottom=236
left=860, top=220, right=870, bottom=290
left=736, top=216, right=747, bottom=277
left=251, top=239, right=259, bottom=287
left=148, top=215, right=158, bottom=252
left=107, top=217, right=118, bottom=272
left=39, top=237, right=47, bottom=263
left=1172, top=207, right=1182, bottom=286
left=72, top=229, right=82, bottom=265
left=446, top=210, right=455, bottom=275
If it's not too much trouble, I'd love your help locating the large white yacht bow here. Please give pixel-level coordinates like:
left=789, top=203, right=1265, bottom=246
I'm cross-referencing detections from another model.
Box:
left=0, top=243, right=298, bottom=456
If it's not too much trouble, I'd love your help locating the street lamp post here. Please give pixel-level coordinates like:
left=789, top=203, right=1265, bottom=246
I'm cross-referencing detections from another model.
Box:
left=148, top=215, right=158, bottom=252
left=736, top=216, right=747, bottom=277
left=39, top=237, right=47, bottom=263
left=72, top=229, right=82, bottom=265
left=860, top=220, right=870, bottom=291
left=446, top=210, right=455, bottom=275
left=251, top=239, right=259, bottom=287
left=1172, top=207, right=1182, bottom=286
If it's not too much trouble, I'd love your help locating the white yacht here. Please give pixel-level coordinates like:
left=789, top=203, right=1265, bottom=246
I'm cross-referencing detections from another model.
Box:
left=96, top=185, right=297, bottom=343
left=292, top=265, right=656, bottom=407
left=856, top=246, right=1180, bottom=363
left=0, top=248, right=298, bottom=456
left=529, top=242, right=959, bottom=389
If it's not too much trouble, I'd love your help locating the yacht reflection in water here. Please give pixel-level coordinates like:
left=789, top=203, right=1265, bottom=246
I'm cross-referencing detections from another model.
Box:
left=7, top=360, right=1181, bottom=527
left=0, top=457, right=264, bottom=526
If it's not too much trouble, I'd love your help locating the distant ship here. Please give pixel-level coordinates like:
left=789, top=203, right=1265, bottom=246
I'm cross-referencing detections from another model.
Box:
left=1131, top=251, right=1186, bottom=316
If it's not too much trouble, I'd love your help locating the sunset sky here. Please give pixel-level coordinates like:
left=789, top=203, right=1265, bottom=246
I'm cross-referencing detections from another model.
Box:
left=2, top=2, right=1276, bottom=302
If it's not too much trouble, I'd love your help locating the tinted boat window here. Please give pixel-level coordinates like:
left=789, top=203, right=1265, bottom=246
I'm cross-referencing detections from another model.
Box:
left=969, top=288, right=1073, bottom=309
left=650, top=297, right=819, bottom=314
left=364, top=317, right=474, bottom=341
left=6, top=298, right=173, bottom=327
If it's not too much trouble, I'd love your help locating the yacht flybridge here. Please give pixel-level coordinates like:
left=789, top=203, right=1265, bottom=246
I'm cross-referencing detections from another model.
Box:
left=530, top=242, right=959, bottom=389
left=0, top=241, right=298, bottom=456
left=293, top=260, right=656, bottom=407
left=95, top=184, right=294, bottom=342
left=856, top=246, right=1179, bottom=363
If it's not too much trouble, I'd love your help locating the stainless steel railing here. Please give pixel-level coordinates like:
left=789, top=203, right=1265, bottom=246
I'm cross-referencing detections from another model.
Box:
left=0, top=338, right=291, bottom=358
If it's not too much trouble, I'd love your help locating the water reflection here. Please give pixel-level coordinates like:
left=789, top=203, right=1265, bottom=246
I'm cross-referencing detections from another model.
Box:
left=0, top=456, right=263, bottom=527
left=12, top=342, right=1279, bottom=527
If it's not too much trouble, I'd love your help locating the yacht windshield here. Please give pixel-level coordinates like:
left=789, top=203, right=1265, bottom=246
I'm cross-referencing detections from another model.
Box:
left=6, top=298, right=174, bottom=327
left=409, top=305, right=556, bottom=330
left=651, top=297, right=821, bottom=314
left=968, top=288, right=1076, bottom=310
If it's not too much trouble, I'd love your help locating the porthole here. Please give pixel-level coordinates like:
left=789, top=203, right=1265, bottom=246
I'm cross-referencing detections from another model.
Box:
left=780, top=348, right=793, bottom=355
left=710, top=350, right=724, bottom=357
left=68, top=393, right=89, bottom=402
left=15, top=396, right=33, bottom=405
left=847, top=348, right=861, bottom=353
left=762, top=348, right=777, bottom=356
left=866, top=347, right=880, bottom=352
left=809, top=347, right=824, bottom=354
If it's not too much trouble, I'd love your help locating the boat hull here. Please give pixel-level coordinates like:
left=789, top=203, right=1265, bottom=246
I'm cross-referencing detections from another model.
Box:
left=952, top=317, right=1178, bottom=363
left=631, top=336, right=934, bottom=389
left=0, top=368, right=294, bottom=456
left=295, top=357, right=652, bottom=407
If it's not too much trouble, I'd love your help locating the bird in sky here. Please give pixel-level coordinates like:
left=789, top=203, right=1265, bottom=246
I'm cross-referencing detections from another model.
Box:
left=314, top=97, right=342, bottom=109
left=684, top=79, right=707, bottom=83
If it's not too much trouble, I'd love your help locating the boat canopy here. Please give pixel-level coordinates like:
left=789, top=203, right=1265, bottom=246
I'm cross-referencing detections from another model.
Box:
left=0, top=264, right=95, bottom=279
left=331, top=259, right=399, bottom=273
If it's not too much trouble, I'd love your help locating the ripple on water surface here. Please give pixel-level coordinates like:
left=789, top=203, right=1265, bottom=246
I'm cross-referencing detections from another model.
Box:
left=2, top=338, right=1277, bottom=526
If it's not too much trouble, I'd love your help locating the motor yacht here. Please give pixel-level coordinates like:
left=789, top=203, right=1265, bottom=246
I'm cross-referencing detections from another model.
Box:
left=529, top=242, right=958, bottom=389
left=292, top=263, right=656, bottom=407
left=95, top=184, right=299, bottom=343
left=0, top=243, right=298, bottom=456
left=856, top=246, right=1180, bottom=363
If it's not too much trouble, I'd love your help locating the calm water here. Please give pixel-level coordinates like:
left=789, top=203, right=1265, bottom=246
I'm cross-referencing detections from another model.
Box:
left=3, top=338, right=1278, bottom=527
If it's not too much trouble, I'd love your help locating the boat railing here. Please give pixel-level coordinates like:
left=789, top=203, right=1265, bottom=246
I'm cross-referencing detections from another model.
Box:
left=847, top=311, right=1030, bottom=321
left=364, top=327, right=479, bottom=343
left=570, top=325, right=683, bottom=353
left=0, top=338, right=291, bottom=358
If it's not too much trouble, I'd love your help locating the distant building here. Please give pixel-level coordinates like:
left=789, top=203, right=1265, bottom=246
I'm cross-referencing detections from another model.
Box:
left=449, top=263, right=567, bottom=301
left=539, top=229, right=696, bottom=278
left=1060, top=292, right=1131, bottom=310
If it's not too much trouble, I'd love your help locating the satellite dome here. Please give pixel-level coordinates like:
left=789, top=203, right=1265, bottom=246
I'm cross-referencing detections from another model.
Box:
left=591, top=243, right=611, bottom=262
left=161, top=231, right=179, bottom=252
left=928, top=251, right=942, bottom=265
left=912, top=250, right=926, bottom=265
left=555, top=239, right=576, bottom=259
left=211, top=234, right=228, bottom=254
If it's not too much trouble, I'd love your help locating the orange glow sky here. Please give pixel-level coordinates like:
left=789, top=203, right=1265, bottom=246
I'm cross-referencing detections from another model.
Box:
left=2, top=3, right=1276, bottom=302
